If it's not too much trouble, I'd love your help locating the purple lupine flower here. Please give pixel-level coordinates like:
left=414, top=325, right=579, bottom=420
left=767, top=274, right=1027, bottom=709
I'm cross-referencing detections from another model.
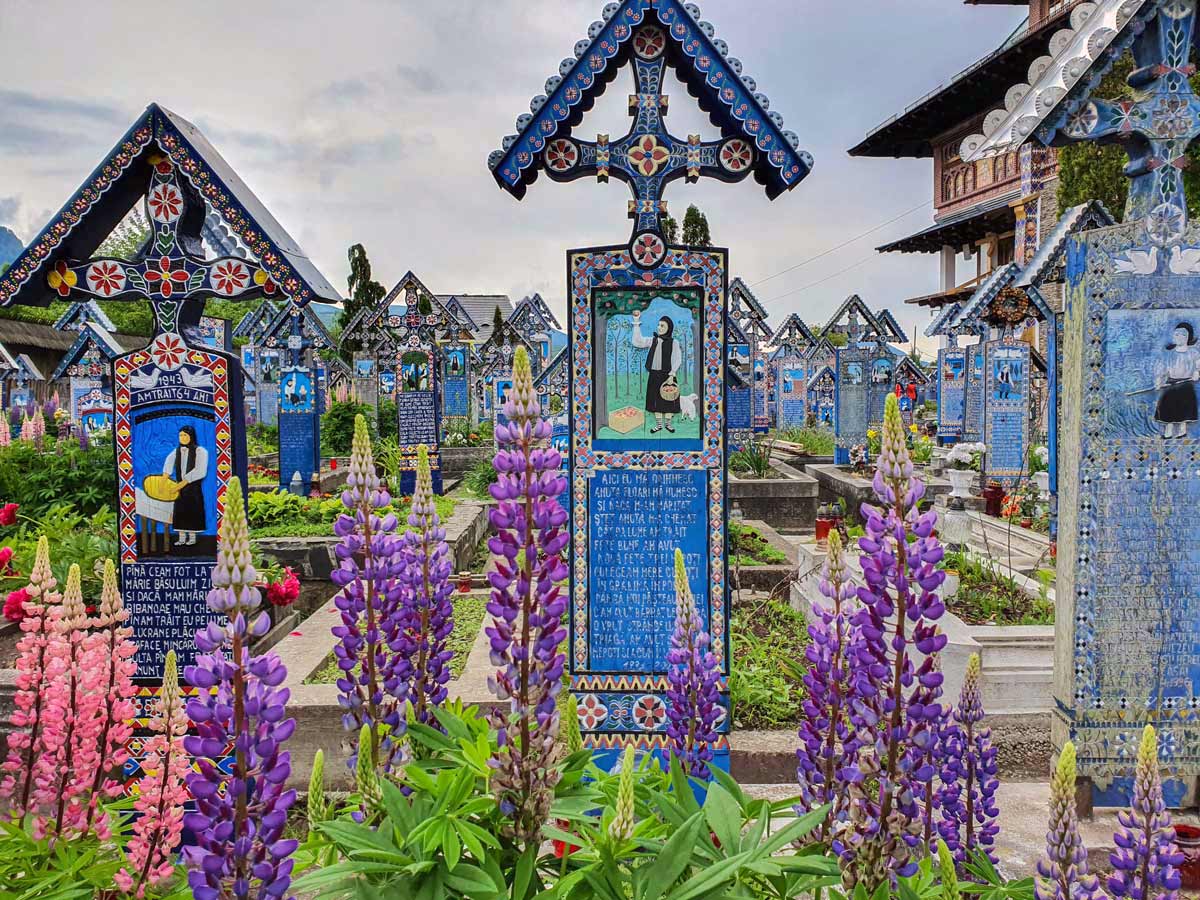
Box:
left=330, top=414, right=406, bottom=771
left=183, top=477, right=298, bottom=900
left=796, top=529, right=863, bottom=845
left=1108, top=725, right=1183, bottom=900
left=938, top=653, right=1000, bottom=865
left=486, top=346, right=569, bottom=846
left=9, top=404, right=20, bottom=431
left=841, top=393, right=947, bottom=892
left=1036, top=742, right=1102, bottom=900
left=390, top=443, right=455, bottom=726
left=77, top=425, right=89, bottom=451
left=665, top=548, right=722, bottom=781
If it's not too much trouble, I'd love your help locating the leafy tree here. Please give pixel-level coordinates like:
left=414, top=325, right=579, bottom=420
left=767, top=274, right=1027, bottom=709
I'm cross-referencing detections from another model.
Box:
left=492, top=304, right=504, bottom=338
left=826, top=332, right=848, bottom=348
left=341, top=244, right=386, bottom=329
left=662, top=214, right=679, bottom=243
left=681, top=204, right=712, bottom=247
left=96, top=207, right=150, bottom=260
left=1057, top=51, right=1200, bottom=220
left=417, top=292, right=432, bottom=315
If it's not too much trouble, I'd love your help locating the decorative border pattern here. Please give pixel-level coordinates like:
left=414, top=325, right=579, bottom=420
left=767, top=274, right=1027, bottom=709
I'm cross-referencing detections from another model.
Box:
left=568, top=243, right=728, bottom=737
left=489, top=0, right=809, bottom=198
left=114, top=343, right=232, bottom=563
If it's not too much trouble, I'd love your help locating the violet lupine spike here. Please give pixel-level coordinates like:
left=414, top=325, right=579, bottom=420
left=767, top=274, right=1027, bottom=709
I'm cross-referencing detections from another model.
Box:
left=938, top=653, right=1000, bottom=866
left=797, top=529, right=863, bottom=847
left=841, top=393, right=947, bottom=893
left=330, top=414, right=406, bottom=771
left=183, top=478, right=298, bottom=900
left=1108, top=725, right=1183, bottom=900
left=665, top=548, right=722, bottom=781
left=390, top=443, right=455, bottom=727
left=1036, top=742, right=1102, bottom=900
left=485, top=346, right=569, bottom=846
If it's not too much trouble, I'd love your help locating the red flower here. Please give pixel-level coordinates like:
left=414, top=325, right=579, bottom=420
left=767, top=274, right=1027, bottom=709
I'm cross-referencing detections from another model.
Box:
left=267, top=568, right=301, bottom=607
left=4, top=588, right=28, bottom=622
left=0, top=503, right=19, bottom=526
left=0, top=546, right=14, bottom=576
left=143, top=256, right=190, bottom=298
left=552, top=820, right=579, bottom=859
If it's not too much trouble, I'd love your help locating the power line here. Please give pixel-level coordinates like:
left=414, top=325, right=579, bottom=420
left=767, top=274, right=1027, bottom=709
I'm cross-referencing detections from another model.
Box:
left=750, top=199, right=930, bottom=288
left=762, top=255, right=876, bottom=306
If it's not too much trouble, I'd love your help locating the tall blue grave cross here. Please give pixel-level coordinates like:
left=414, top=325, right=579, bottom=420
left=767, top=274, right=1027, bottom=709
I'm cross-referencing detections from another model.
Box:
left=261, top=301, right=333, bottom=495
left=490, top=0, right=810, bottom=768
left=962, top=0, right=1200, bottom=240
left=0, top=104, right=339, bottom=683
left=960, top=0, right=1200, bottom=806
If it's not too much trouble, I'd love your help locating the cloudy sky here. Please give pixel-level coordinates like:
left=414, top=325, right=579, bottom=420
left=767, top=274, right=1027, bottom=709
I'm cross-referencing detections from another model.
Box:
left=0, top=0, right=1024, bottom=350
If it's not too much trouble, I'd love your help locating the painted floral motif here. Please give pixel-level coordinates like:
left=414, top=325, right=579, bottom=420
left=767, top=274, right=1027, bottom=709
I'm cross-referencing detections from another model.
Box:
left=147, top=183, right=184, bottom=223
left=632, top=694, right=666, bottom=730
left=143, top=256, right=190, bottom=298
left=1152, top=96, right=1194, bottom=139
left=211, top=260, right=250, bottom=296
left=1066, top=102, right=1100, bottom=138
left=634, top=25, right=666, bottom=60
left=577, top=694, right=608, bottom=730
left=47, top=260, right=77, bottom=298
left=86, top=261, right=126, bottom=297
left=544, top=139, right=580, bottom=172
left=627, top=135, right=669, bottom=177
left=631, top=232, right=666, bottom=267
left=720, top=139, right=754, bottom=173
left=253, top=268, right=278, bottom=295
left=1147, top=203, right=1186, bottom=246
left=149, top=333, right=187, bottom=372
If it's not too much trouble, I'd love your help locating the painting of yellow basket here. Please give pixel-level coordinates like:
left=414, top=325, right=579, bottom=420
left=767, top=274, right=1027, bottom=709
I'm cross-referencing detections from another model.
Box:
left=142, top=474, right=184, bottom=503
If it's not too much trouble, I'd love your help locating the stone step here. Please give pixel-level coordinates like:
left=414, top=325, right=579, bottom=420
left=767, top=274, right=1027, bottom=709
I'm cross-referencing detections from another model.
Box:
left=981, top=643, right=1054, bottom=670
left=980, top=667, right=1053, bottom=712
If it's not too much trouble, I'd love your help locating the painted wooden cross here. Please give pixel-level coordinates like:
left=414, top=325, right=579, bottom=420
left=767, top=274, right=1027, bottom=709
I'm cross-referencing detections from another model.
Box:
left=45, top=154, right=282, bottom=340
left=963, top=0, right=1200, bottom=242
left=538, top=21, right=761, bottom=254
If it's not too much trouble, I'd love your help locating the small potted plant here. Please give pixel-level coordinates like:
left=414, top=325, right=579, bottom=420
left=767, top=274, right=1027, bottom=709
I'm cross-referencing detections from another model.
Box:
left=848, top=444, right=868, bottom=474
left=1030, top=444, right=1050, bottom=495
left=944, top=441, right=985, bottom=498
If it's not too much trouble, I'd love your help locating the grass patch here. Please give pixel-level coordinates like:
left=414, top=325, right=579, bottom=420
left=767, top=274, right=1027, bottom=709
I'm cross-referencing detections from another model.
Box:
left=944, top=550, right=1054, bottom=625
left=729, top=596, right=809, bottom=728
left=305, top=592, right=490, bottom=685
left=776, top=426, right=835, bottom=457
left=729, top=521, right=789, bottom=566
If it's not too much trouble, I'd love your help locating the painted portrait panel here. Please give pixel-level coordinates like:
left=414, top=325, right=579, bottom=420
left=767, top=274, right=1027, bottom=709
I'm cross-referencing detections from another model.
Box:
left=280, top=368, right=316, bottom=414
left=592, top=289, right=703, bottom=450
left=131, top=408, right=219, bottom=560
left=845, top=362, right=864, bottom=386
left=1105, top=309, right=1200, bottom=439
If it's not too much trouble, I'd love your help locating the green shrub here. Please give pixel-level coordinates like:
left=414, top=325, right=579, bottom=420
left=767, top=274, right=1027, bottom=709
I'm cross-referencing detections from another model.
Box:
left=0, top=438, right=116, bottom=519
left=321, top=401, right=375, bottom=455
left=729, top=597, right=808, bottom=728
left=378, top=399, right=398, bottom=442
left=461, top=459, right=498, bottom=497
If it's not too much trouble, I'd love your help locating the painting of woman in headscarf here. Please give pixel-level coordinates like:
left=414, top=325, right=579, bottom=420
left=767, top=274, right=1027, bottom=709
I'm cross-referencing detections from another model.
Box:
left=594, top=291, right=701, bottom=446
left=631, top=311, right=682, bottom=433
left=1154, top=321, right=1200, bottom=438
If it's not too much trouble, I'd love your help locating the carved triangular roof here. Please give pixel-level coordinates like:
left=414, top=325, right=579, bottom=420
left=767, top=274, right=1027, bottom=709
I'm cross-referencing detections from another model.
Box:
left=805, top=335, right=837, bottom=361
left=0, top=344, right=16, bottom=372
left=725, top=314, right=750, bottom=347
left=0, top=103, right=340, bottom=310
left=51, top=321, right=123, bottom=381
left=770, top=313, right=815, bottom=354
left=523, top=293, right=562, bottom=331
left=54, top=300, right=117, bottom=333
left=233, top=301, right=272, bottom=338
left=477, top=321, right=538, bottom=377
left=507, top=294, right=559, bottom=340
left=9, top=354, right=44, bottom=383
left=820, top=295, right=884, bottom=341
left=808, top=364, right=835, bottom=391
left=960, top=0, right=1154, bottom=161
left=439, top=295, right=480, bottom=333
left=259, top=301, right=336, bottom=355
left=895, top=356, right=929, bottom=386
left=533, top=346, right=569, bottom=400
left=1018, top=200, right=1116, bottom=290
left=488, top=0, right=811, bottom=201
left=951, top=263, right=1024, bottom=330
left=924, top=301, right=964, bottom=339
left=728, top=278, right=773, bottom=340
left=874, top=308, right=908, bottom=344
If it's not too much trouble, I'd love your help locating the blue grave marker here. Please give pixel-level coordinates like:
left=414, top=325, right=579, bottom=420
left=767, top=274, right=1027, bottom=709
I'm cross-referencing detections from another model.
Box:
left=489, top=0, right=811, bottom=766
